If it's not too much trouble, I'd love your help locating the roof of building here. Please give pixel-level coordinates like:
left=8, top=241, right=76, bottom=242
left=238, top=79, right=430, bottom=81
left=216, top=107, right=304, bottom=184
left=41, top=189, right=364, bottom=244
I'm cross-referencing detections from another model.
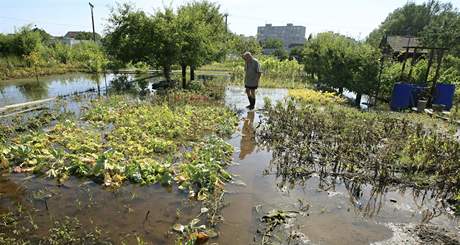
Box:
left=381, top=36, right=427, bottom=53
left=64, top=31, right=83, bottom=38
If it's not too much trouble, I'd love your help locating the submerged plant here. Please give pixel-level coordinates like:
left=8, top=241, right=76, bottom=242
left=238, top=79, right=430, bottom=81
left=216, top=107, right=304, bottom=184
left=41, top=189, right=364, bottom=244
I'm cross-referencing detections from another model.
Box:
left=259, top=97, right=460, bottom=217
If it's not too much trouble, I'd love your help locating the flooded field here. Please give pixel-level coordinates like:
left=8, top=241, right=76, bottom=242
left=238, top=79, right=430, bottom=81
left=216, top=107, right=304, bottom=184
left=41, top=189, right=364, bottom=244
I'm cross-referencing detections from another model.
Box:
left=0, top=85, right=459, bottom=244
left=0, top=73, right=163, bottom=107
left=0, top=73, right=116, bottom=107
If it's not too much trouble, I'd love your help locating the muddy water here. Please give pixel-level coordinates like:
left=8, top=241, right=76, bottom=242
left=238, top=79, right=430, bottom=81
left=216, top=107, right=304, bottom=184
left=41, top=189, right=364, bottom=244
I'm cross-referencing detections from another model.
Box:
left=0, top=86, right=458, bottom=244
left=221, top=86, right=459, bottom=244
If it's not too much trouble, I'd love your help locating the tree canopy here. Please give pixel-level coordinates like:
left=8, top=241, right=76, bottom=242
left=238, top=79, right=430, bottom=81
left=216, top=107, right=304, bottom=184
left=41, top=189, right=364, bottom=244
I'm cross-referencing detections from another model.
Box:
left=103, top=1, right=227, bottom=82
left=303, top=32, right=380, bottom=103
left=367, top=0, right=460, bottom=55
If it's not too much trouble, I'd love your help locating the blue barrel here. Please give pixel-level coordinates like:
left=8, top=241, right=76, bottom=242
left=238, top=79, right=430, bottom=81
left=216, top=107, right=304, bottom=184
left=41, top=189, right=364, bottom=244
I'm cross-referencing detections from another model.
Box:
left=390, top=83, right=415, bottom=111
left=433, top=83, right=455, bottom=110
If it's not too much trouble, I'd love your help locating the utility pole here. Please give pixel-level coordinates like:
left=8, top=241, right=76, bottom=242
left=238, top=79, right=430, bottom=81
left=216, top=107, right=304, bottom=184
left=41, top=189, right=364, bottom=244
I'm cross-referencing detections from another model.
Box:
left=224, top=13, right=229, bottom=33
left=89, top=2, right=96, bottom=42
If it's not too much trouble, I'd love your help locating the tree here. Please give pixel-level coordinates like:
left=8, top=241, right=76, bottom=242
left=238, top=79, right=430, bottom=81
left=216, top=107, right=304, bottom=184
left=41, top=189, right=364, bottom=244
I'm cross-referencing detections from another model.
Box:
left=104, top=4, right=154, bottom=66
left=289, top=47, right=304, bottom=61
left=12, top=25, right=43, bottom=56
left=104, top=4, right=179, bottom=81
left=262, top=38, right=283, bottom=49
left=302, top=32, right=380, bottom=105
left=32, top=27, right=52, bottom=45
left=226, top=34, right=262, bottom=56
left=366, top=0, right=448, bottom=47
left=104, top=2, right=227, bottom=84
left=150, top=9, right=181, bottom=82
left=421, top=9, right=460, bottom=55
left=74, top=31, right=102, bottom=41
left=176, top=1, right=226, bottom=86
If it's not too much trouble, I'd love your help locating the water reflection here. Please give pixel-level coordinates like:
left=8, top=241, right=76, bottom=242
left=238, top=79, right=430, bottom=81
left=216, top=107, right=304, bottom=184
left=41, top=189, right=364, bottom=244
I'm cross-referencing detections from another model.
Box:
left=239, top=111, right=256, bottom=160
left=265, top=142, right=454, bottom=222
left=0, top=73, right=116, bottom=107
left=16, top=81, right=49, bottom=101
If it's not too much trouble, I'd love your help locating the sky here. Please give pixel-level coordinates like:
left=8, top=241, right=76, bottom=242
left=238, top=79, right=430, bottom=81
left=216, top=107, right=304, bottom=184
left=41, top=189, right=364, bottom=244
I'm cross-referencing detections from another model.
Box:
left=0, top=0, right=459, bottom=40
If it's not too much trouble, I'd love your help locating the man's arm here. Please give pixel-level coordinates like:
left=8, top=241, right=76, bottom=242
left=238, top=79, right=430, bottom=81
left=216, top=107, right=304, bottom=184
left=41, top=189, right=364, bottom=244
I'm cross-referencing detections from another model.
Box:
left=256, top=62, right=262, bottom=84
left=256, top=72, right=261, bottom=84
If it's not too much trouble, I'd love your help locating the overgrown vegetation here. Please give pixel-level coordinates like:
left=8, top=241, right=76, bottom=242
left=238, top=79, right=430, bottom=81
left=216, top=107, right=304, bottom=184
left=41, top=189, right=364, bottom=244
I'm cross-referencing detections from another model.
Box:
left=225, top=56, right=308, bottom=88
left=0, top=25, right=108, bottom=80
left=259, top=96, right=460, bottom=215
left=0, top=79, right=239, bottom=243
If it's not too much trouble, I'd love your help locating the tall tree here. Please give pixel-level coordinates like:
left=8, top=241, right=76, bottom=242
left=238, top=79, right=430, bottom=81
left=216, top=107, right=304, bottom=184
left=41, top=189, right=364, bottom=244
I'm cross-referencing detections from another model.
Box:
left=366, top=0, right=448, bottom=47
left=104, top=4, right=180, bottom=81
left=176, top=1, right=226, bottom=85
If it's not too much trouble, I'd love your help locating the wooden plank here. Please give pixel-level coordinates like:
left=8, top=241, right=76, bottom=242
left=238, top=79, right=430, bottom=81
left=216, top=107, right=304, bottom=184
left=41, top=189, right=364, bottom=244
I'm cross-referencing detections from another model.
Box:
left=1, top=97, right=55, bottom=112
left=0, top=106, right=47, bottom=118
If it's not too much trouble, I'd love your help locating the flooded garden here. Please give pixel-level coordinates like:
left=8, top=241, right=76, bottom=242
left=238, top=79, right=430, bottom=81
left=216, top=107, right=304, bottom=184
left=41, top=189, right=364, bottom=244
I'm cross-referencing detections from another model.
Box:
left=1, top=1, right=460, bottom=244
left=0, top=74, right=459, bottom=244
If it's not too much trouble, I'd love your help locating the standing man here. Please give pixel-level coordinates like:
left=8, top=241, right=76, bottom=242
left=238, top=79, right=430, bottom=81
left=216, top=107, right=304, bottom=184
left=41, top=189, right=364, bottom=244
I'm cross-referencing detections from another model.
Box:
left=243, top=52, right=261, bottom=110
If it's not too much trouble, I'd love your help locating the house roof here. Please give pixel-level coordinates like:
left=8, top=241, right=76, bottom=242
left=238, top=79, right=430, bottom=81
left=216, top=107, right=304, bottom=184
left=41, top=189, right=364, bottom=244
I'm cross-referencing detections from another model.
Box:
left=64, top=31, right=83, bottom=39
left=381, top=36, right=428, bottom=53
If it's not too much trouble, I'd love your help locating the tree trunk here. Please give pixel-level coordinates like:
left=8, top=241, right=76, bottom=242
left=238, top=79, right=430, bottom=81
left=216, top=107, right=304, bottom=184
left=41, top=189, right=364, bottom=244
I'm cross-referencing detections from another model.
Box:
left=163, top=66, right=171, bottom=83
left=355, top=93, right=362, bottom=107
left=35, top=66, right=39, bottom=82
left=190, top=65, right=195, bottom=81
left=181, top=64, right=187, bottom=88
left=338, top=87, right=343, bottom=94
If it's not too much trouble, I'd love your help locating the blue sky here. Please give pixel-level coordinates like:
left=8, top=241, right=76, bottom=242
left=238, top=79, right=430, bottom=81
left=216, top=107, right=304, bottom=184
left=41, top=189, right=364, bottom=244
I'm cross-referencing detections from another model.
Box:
left=1, top=0, right=459, bottom=39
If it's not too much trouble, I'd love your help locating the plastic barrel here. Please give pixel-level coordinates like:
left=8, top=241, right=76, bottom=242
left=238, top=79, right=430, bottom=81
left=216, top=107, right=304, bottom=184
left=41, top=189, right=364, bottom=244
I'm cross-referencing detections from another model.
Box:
left=432, top=83, right=455, bottom=110
left=390, top=83, right=414, bottom=111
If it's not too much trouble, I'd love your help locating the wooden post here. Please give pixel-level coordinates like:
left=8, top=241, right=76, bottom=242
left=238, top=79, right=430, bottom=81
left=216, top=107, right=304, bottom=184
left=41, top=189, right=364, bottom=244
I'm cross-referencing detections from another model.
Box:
left=424, top=49, right=435, bottom=83
left=375, top=55, right=385, bottom=106
left=429, top=49, right=445, bottom=106
left=408, top=48, right=418, bottom=78
left=400, top=37, right=411, bottom=81
left=432, top=49, right=445, bottom=84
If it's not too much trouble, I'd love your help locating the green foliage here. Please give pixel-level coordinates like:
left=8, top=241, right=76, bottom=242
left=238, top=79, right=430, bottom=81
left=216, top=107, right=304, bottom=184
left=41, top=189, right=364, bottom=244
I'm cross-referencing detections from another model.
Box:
left=378, top=55, right=460, bottom=100
left=104, top=2, right=227, bottom=82
left=71, top=42, right=108, bottom=72
left=226, top=34, right=262, bottom=56
left=229, top=56, right=306, bottom=88
left=261, top=98, right=460, bottom=212
left=262, top=38, right=284, bottom=49
left=302, top=32, right=380, bottom=98
left=103, top=4, right=154, bottom=66
left=367, top=0, right=460, bottom=56
left=0, top=25, right=108, bottom=79
left=74, top=31, right=102, bottom=41
left=177, top=1, right=227, bottom=68
left=3, top=92, right=238, bottom=192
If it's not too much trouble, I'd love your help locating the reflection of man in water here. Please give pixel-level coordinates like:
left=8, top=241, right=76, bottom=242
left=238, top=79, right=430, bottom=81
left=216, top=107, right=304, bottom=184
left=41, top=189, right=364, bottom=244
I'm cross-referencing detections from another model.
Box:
left=239, top=111, right=256, bottom=159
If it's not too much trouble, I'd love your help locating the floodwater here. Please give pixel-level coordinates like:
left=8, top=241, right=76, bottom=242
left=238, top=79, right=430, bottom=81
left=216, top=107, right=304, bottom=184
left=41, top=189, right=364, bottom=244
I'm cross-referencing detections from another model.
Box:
left=0, top=73, right=118, bottom=107
left=0, top=86, right=459, bottom=244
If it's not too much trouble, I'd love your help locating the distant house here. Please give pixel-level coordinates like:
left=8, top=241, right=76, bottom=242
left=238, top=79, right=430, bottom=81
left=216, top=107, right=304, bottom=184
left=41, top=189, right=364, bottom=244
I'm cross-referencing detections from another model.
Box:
left=379, top=36, right=428, bottom=61
left=60, top=31, right=100, bottom=46
left=257, top=23, right=306, bottom=54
